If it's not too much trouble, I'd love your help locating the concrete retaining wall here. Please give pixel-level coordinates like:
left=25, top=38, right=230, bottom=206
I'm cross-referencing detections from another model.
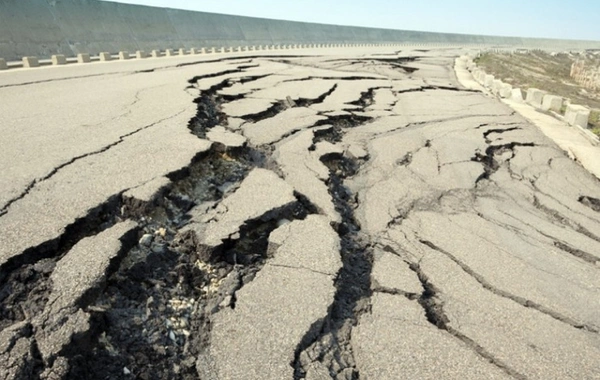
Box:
left=2, top=0, right=600, bottom=61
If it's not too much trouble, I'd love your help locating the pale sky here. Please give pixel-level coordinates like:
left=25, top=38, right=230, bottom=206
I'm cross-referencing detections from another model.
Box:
left=103, top=0, right=600, bottom=41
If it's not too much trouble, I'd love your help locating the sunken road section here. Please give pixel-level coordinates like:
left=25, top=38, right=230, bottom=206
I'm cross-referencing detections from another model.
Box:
left=1, top=48, right=600, bottom=380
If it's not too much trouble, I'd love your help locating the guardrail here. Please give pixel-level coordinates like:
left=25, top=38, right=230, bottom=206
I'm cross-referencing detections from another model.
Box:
left=0, top=42, right=501, bottom=71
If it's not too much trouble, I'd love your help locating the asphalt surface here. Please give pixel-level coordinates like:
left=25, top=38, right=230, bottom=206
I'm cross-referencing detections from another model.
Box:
left=1, top=46, right=600, bottom=379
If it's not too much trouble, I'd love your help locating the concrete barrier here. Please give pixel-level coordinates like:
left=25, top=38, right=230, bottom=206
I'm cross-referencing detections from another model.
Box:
left=136, top=50, right=147, bottom=59
left=77, top=53, right=90, bottom=63
left=165, top=49, right=174, bottom=56
left=499, top=83, right=513, bottom=98
left=189, top=48, right=197, bottom=54
left=119, top=51, right=130, bottom=60
left=525, top=88, right=547, bottom=108
left=565, top=104, right=591, bottom=127
left=151, top=50, right=161, bottom=57
left=178, top=48, right=187, bottom=55
left=511, top=88, right=524, bottom=102
left=99, top=52, right=112, bottom=61
left=0, top=58, right=7, bottom=70
left=51, top=54, right=67, bottom=65
left=23, top=56, right=40, bottom=68
left=492, top=79, right=503, bottom=94
left=541, top=95, right=563, bottom=112
left=477, top=72, right=486, bottom=84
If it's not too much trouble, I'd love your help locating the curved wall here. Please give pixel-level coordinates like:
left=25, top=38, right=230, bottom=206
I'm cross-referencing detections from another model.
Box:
left=1, top=0, right=600, bottom=61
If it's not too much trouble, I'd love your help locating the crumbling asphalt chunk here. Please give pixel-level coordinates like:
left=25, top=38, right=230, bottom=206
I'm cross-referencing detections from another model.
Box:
left=33, top=222, right=138, bottom=369
left=472, top=142, right=535, bottom=183
left=197, top=215, right=341, bottom=379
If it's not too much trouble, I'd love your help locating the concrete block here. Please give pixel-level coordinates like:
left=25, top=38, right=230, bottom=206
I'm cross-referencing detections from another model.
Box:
left=499, top=83, right=513, bottom=98
left=165, top=49, right=174, bottom=56
left=118, top=51, right=129, bottom=60
left=0, top=58, right=7, bottom=70
left=22, top=56, right=39, bottom=68
left=135, top=50, right=147, bottom=59
left=511, top=88, right=524, bottom=103
left=210, top=48, right=216, bottom=53
left=541, top=95, right=563, bottom=112
left=484, top=74, right=494, bottom=88
left=77, top=53, right=91, bottom=63
left=219, top=47, right=226, bottom=53
left=178, top=48, right=187, bottom=55
left=151, top=50, right=161, bottom=58
left=525, top=88, right=547, bottom=108
left=200, top=48, right=207, bottom=54
left=99, top=52, right=112, bottom=61
left=51, top=54, right=66, bottom=65
left=565, top=104, right=590, bottom=127
left=492, top=79, right=503, bottom=94
left=189, top=48, right=197, bottom=54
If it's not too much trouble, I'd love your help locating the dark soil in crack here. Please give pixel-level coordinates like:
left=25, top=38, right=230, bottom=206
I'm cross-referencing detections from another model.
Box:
left=64, top=181, right=316, bottom=380
left=55, top=72, right=320, bottom=379
left=294, top=84, right=338, bottom=108
left=472, top=142, right=535, bottom=183
left=310, top=114, right=373, bottom=149
left=349, top=87, right=378, bottom=109
left=0, top=196, right=124, bottom=334
left=242, top=101, right=287, bottom=123
left=292, top=152, right=373, bottom=380
left=579, top=195, right=600, bottom=213
left=56, top=77, right=277, bottom=379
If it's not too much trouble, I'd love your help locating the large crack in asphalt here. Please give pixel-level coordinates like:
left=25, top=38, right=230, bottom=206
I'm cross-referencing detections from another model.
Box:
left=382, top=245, right=527, bottom=380
left=472, top=142, right=536, bottom=184
left=292, top=129, right=373, bottom=379
left=56, top=73, right=301, bottom=379
left=0, top=195, right=125, bottom=329
left=418, top=240, right=599, bottom=333
left=0, top=66, right=305, bottom=379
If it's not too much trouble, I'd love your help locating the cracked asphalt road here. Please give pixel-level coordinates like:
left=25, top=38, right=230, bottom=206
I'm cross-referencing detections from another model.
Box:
left=1, top=47, right=600, bottom=379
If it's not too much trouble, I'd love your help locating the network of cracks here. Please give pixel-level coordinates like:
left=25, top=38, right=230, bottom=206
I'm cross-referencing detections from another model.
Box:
left=2, top=53, right=600, bottom=380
